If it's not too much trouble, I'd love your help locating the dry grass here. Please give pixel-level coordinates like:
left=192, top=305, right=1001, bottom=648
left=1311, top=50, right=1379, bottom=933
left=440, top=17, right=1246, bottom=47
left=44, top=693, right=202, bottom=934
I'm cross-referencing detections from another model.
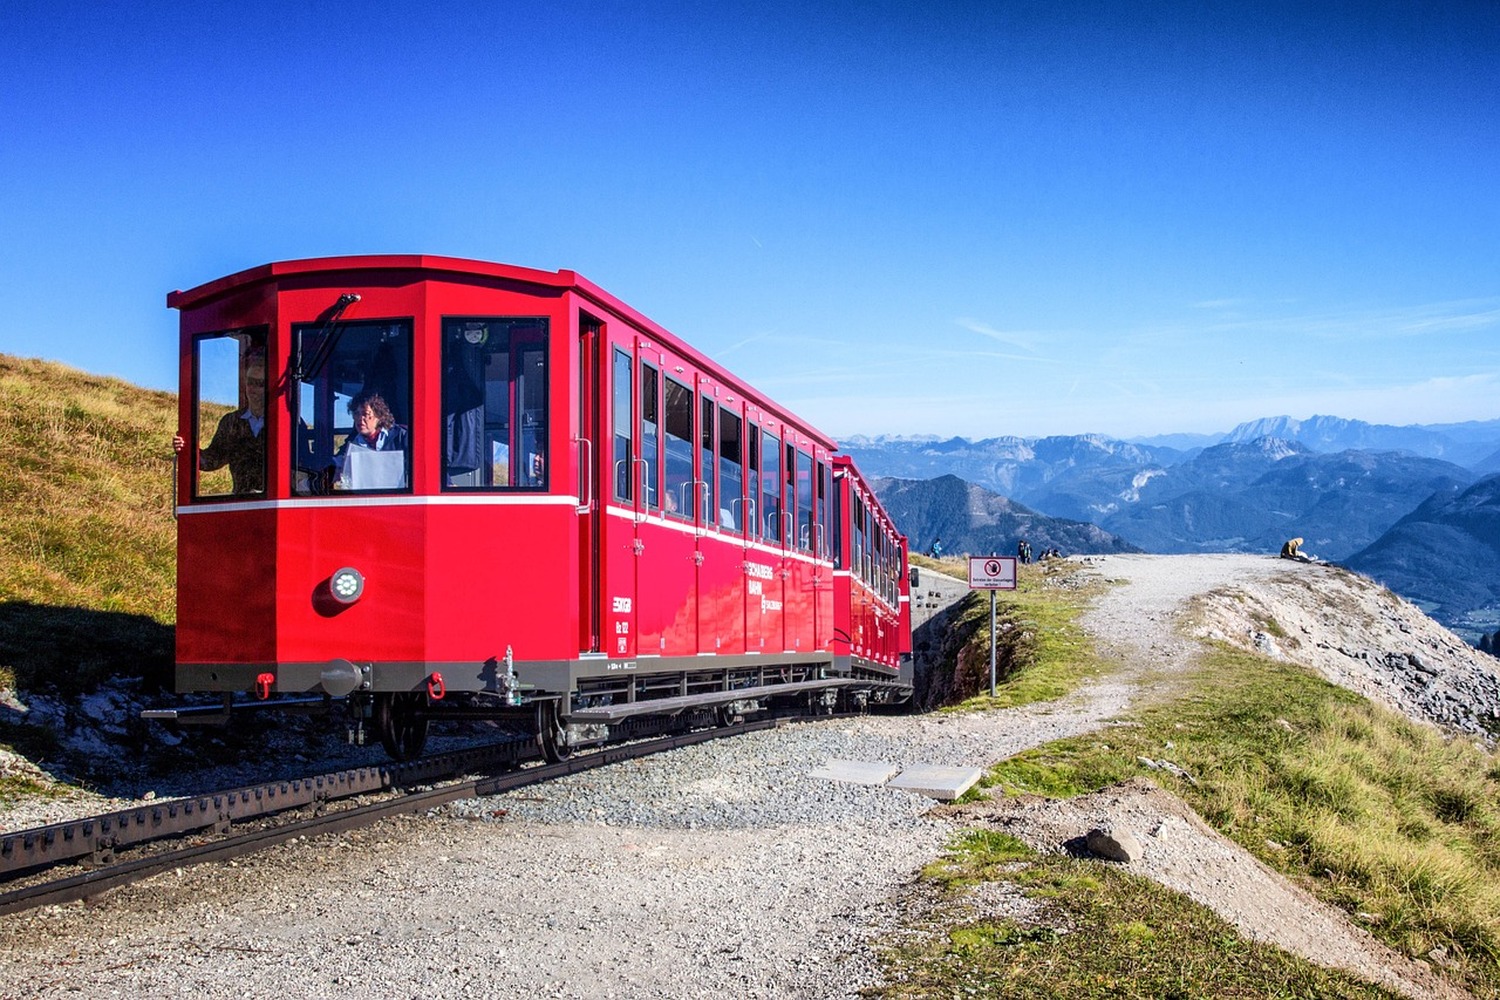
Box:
left=0, top=354, right=178, bottom=694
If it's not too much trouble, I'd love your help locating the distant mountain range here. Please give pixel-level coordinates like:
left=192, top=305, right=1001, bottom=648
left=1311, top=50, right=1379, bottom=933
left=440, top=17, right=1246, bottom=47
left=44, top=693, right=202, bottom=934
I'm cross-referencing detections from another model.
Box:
left=848, top=415, right=1500, bottom=638
left=872, top=475, right=1139, bottom=559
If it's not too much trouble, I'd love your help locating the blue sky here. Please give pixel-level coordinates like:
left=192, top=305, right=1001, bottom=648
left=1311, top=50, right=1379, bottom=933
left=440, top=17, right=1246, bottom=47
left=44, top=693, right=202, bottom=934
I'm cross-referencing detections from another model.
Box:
left=1, top=1, right=1495, bottom=440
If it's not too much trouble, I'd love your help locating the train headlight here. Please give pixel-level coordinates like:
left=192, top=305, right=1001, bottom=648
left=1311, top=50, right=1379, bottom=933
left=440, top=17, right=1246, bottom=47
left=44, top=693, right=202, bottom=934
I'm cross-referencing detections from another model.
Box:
left=330, top=566, right=365, bottom=604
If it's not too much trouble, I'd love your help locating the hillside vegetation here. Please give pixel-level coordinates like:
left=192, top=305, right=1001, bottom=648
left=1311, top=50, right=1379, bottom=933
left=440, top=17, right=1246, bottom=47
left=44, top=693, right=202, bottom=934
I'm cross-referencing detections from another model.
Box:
left=0, top=354, right=177, bottom=694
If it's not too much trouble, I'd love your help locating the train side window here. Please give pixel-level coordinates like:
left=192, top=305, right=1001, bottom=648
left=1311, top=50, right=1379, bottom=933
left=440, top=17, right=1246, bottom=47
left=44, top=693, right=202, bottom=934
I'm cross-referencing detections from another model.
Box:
left=640, top=362, right=660, bottom=511
left=190, top=328, right=267, bottom=499
left=746, top=422, right=760, bottom=538
left=858, top=503, right=867, bottom=585
left=831, top=472, right=843, bottom=568
left=663, top=376, right=693, bottom=518
left=440, top=318, right=549, bottom=491
left=612, top=349, right=632, bottom=502
left=700, top=395, right=715, bottom=524
left=796, top=447, right=813, bottom=552
left=761, top=429, right=782, bottom=542
left=718, top=407, right=742, bottom=532
left=292, top=320, right=413, bottom=495
left=816, top=461, right=830, bottom=559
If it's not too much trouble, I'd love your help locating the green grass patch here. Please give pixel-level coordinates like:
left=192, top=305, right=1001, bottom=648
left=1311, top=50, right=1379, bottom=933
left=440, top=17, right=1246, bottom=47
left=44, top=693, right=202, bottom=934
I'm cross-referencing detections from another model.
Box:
left=971, top=644, right=1500, bottom=996
left=922, top=828, right=1036, bottom=889
left=878, top=840, right=1401, bottom=999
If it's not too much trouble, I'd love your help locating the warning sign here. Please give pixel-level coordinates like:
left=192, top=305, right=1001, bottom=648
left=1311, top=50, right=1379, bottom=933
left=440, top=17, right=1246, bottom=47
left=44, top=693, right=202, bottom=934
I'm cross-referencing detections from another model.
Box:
left=968, top=556, right=1018, bottom=590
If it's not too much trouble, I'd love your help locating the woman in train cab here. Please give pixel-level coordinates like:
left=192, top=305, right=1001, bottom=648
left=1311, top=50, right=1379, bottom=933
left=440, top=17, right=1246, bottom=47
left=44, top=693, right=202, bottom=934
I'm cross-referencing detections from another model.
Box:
left=335, top=392, right=409, bottom=490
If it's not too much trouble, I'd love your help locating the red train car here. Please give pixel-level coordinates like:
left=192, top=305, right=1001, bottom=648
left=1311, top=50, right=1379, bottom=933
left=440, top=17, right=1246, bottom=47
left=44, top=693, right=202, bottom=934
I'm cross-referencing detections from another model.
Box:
left=832, top=456, right=913, bottom=690
left=166, top=255, right=910, bottom=758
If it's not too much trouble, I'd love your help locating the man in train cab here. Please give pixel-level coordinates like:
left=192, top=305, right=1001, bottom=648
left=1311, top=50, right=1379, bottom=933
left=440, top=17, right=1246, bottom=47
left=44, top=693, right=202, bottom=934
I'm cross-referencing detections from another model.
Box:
left=172, top=346, right=267, bottom=495
left=335, top=392, right=409, bottom=490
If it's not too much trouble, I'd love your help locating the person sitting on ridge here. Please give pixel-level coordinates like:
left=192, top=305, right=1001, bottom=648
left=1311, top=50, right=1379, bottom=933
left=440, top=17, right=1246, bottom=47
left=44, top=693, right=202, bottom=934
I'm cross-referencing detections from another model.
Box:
left=1280, top=537, right=1312, bottom=562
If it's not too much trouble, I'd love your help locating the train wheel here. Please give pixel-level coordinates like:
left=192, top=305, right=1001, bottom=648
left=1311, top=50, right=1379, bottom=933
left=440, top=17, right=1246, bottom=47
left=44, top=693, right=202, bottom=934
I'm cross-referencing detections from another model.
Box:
left=537, top=701, right=572, bottom=763
left=375, top=692, right=429, bottom=761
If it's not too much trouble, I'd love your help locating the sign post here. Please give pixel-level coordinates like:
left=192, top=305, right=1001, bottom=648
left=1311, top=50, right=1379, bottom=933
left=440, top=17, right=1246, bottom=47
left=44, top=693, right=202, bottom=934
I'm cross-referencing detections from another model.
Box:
left=968, top=556, right=1019, bottom=698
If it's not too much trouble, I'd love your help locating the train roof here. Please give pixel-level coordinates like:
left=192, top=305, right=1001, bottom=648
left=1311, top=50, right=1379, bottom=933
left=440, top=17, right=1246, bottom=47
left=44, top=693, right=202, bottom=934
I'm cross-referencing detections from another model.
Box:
left=168, top=254, right=836, bottom=451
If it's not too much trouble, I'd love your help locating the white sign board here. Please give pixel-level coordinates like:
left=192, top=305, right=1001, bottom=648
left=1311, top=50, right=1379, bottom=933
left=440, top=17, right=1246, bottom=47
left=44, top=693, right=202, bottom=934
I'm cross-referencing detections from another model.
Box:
left=968, top=556, right=1018, bottom=590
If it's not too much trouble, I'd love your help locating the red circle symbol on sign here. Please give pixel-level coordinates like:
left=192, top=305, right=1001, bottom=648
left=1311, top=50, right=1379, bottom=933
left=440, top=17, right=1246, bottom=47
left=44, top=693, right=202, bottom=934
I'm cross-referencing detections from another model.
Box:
left=985, top=560, right=1002, bottom=576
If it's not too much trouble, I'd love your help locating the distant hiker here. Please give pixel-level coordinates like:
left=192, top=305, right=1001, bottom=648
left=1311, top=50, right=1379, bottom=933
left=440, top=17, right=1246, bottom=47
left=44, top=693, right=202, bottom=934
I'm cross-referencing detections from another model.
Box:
left=1017, top=539, right=1032, bottom=565
left=929, top=537, right=943, bottom=558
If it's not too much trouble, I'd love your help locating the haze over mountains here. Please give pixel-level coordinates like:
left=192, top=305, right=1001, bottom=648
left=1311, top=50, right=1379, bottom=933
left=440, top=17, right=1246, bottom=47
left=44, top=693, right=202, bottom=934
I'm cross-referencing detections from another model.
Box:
left=846, top=415, right=1500, bottom=640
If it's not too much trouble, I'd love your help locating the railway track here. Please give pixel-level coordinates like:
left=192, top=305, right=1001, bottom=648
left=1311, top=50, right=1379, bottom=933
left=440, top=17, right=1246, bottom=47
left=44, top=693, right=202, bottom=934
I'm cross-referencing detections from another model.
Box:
left=1, top=717, right=783, bottom=917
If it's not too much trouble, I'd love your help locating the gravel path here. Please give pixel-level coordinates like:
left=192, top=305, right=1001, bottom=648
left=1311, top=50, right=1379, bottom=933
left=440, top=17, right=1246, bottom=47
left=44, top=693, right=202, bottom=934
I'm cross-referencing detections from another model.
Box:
left=0, top=554, right=1488, bottom=999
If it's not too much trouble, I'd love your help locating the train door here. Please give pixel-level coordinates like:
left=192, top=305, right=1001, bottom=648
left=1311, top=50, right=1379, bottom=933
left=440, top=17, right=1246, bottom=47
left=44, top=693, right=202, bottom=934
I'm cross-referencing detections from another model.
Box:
left=743, top=419, right=763, bottom=653
left=783, top=442, right=813, bottom=653
left=603, top=344, right=637, bottom=659
left=710, top=400, right=746, bottom=655
left=694, top=390, right=715, bottom=654
left=577, top=316, right=603, bottom=654
left=755, top=423, right=787, bottom=652
left=812, top=454, right=834, bottom=651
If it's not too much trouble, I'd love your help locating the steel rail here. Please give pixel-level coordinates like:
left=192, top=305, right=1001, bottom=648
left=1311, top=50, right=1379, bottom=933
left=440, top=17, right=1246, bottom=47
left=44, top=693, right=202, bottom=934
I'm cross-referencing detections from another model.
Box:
left=0, top=718, right=780, bottom=917
left=0, top=739, right=529, bottom=879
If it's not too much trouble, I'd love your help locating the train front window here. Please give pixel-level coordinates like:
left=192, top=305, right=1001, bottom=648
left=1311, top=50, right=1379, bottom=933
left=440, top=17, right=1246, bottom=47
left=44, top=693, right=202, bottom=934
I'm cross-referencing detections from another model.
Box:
left=440, top=318, right=550, bottom=490
left=190, top=328, right=267, bottom=499
left=292, top=320, right=413, bottom=495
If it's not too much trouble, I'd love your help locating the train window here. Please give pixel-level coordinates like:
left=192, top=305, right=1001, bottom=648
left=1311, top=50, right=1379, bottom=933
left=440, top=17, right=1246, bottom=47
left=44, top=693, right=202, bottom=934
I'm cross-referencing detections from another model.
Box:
left=785, top=444, right=798, bottom=549
left=718, top=407, right=742, bottom=532
left=663, top=376, right=693, bottom=518
left=292, top=320, right=413, bottom=495
left=761, top=429, right=781, bottom=542
left=858, top=494, right=870, bottom=581
left=440, top=318, right=549, bottom=491
left=640, top=362, right=660, bottom=510
left=816, top=462, right=830, bottom=559
left=612, top=349, right=632, bottom=502
left=796, top=447, right=813, bottom=552
left=189, top=328, right=267, bottom=499
left=746, top=422, right=760, bottom=538
left=700, top=395, right=715, bottom=524
left=831, top=473, right=843, bottom=568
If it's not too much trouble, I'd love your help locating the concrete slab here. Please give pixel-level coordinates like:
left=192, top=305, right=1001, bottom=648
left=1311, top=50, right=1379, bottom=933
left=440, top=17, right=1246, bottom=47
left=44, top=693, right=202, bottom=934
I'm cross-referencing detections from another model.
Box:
left=888, top=764, right=985, bottom=801
left=808, top=759, right=901, bottom=786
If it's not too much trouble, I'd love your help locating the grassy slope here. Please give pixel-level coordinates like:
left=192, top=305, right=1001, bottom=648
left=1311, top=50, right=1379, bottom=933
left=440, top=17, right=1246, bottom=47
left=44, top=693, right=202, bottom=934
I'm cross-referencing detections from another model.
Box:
left=0, top=353, right=177, bottom=693
left=884, top=561, right=1500, bottom=999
